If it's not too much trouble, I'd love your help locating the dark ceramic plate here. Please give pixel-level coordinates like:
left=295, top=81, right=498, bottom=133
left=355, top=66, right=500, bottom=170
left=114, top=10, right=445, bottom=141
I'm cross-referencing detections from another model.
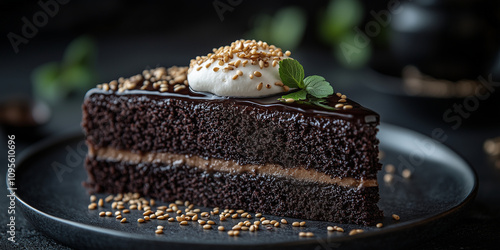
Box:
left=11, top=123, right=477, bottom=249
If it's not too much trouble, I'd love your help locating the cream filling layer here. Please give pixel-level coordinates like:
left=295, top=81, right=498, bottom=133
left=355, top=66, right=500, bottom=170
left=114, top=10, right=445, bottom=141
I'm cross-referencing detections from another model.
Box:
left=89, top=146, right=378, bottom=188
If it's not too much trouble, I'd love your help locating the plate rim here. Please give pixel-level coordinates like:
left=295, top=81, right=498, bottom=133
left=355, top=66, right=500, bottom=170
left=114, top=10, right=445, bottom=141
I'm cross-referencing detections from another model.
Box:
left=9, top=123, right=478, bottom=248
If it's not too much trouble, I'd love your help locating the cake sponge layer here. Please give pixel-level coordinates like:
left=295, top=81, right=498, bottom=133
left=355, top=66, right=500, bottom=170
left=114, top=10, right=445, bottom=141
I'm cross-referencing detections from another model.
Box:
left=82, top=92, right=381, bottom=180
left=84, top=157, right=383, bottom=225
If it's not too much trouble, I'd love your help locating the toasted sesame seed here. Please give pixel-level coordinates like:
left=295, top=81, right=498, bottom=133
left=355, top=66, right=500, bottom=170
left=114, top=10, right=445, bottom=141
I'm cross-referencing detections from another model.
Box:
left=105, top=212, right=112, bottom=217
left=327, top=226, right=334, bottom=231
left=144, top=216, right=150, bottom=221
left=98, top=199, right=104, bottom=207
left=120, top=218, right=127, bottom=223
left=343, top=105, right=353, bottom=110
left=115, top=211, right=121, bottom=216
left=198, top=220, right=206, bottom=225
left=143, top=211, right=153, bottom=216
left=232, top=225, right=241, bottom=230
left=349, top=229, right=364, bottom=236
left=155, top=229, right=163, bottom=234
left=176, top=210, right=182, bottom=214
left=292, top=222, right=300, bottom=227
left=208, top=220, right=215, bottom=225
left=99, top=212, right=105, bottom=217
left=232, top=214, right=239, bottom=219
left=254, top=221, right=261, bottom=226
left=200, top=212, right=209, bottom=217
left=166, top=208, right=173, bottom=213
left=237, top=222, right=244, bottom=226
left=232, top=74, right=239, bottom=80
left=137, top=218, right=145, bottom=223
left=402, top=169, right=412, bottom=178
left=376, top=223, right=383, bottom=228
left=213, top=67, right=220, bottom=72
left=285, top=50, right=291, bottom=56
left=283, top=86, right=290, bottom=92
left=255, top=213, right=262, bottom=218
left=281, top=219, right=288, bottom=224
left=90, top=195, right=97, bottom=202
left=384, top=174, right=394, bottom=183
left=241, top=226, right=249, bottom=231
left=299, top=232, right=306, bottom=237
left=274, top=82, right=284, bottom=87
left=180, top=221, right=188, bottom=225
left=150, top=214, right=157, bottom=219
left=111, top=202, right=117, bottom=209
left=285, top=98, right=295, bottom=103
left=385, top=164, right=395, bottom=173
left=88, top=203, right=97, bottom=210
left=249, top=74, right=254, bottom=79
left=116, top=215, right=122, bottom=219
left=254, top=71, right=262, bottom=77
left=203, top=224, right=212, bottom=229
left=338, top=99, right=347, bottom=103
left=341, top=94, right=347, bottom=99
left=262, top=220, right=270, bottom=225
left=274, top=222, right=280, bottom=227
left=218, top=226, right=225, bottom=231
left=168, top=218, right=175, bottom=222
left=335, top=104, right=344, bottom=108
left=300, top=221, right=306, bottom=227
left=392, top=214, right=400, bottom=220
left=130, top=205, right=137, bottom=210
left=157, top=226, right=164, bottom=230
left=306, top=232, right=314, bottom=237
left=220, top=216, right=226, bottom=221
left=249, top=225, right=256, bottom=232
left=259, top=60, right=264, bottom=69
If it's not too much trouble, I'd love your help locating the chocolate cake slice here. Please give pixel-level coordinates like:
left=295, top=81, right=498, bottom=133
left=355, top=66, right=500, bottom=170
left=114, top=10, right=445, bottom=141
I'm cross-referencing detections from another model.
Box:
left=82, top=40, right=383, bottom=225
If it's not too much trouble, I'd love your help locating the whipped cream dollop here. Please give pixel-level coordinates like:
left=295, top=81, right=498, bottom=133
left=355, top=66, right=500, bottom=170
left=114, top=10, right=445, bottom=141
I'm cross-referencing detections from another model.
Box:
left=187, top=39, right=292, bottom=97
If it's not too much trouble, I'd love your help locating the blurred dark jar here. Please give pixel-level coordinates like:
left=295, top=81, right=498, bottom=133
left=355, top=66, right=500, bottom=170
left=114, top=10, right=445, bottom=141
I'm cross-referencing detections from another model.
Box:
left=389, top=0, right=500, bottom=81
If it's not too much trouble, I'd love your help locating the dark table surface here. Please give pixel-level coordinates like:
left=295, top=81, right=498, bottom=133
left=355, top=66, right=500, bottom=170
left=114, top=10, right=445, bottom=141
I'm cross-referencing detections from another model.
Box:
left=1, top=36, right=499, bottom=249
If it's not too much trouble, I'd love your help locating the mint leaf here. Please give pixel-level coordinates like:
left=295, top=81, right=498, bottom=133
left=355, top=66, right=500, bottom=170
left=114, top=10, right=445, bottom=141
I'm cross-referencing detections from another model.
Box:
left=279, top=59, right=304, bottom=88
left=304, top=75, right=333, bottom=98
left=281, top=89, right=307, bottom=101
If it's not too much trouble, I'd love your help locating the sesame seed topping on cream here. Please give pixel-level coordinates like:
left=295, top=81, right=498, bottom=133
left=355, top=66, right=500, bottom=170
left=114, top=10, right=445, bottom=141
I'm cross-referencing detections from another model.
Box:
left=187, top=39, right=292, bottom=97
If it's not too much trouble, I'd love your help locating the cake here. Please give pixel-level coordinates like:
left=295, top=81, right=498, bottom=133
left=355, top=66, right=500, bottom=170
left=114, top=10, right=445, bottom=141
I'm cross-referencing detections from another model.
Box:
left=82, top=40, right=383, bottom=225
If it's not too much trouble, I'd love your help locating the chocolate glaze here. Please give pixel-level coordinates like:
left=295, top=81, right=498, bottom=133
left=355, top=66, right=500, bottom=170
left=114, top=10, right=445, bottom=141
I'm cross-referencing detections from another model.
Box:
left=86, top=86, right=379, bottom=124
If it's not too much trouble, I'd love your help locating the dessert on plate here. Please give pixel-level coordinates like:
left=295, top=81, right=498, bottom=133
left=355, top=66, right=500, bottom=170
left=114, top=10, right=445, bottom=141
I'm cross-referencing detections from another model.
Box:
left=82, top=39, right=383, bottom=225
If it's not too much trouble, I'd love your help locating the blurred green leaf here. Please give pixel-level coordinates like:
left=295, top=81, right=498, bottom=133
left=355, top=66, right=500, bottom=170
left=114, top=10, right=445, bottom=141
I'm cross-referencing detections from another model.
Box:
left=318, top=0, right=363, bottom=44
left=32, top=35, right=97, bottom=104
left=31, top=62, right=65, bottom=102
left=59, top=65, right=95, bottom=89
left=63, top=36, right=97, bottom=67
left=246, top=6, right=307, bottom=50
left=270, top=7, right=307, bottom=50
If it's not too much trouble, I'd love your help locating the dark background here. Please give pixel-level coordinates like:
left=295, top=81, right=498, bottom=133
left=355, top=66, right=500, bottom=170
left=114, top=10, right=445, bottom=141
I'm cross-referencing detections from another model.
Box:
left=1, top=0, right=500, bottom=249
